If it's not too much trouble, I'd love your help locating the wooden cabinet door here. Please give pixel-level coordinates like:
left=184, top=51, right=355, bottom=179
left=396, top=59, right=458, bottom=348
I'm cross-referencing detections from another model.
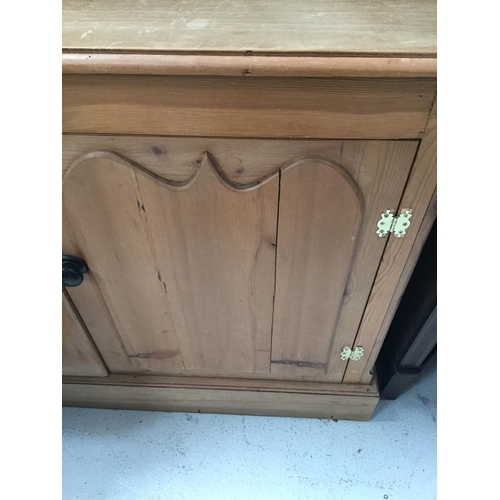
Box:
left=63, top=137, right=418, bottom=382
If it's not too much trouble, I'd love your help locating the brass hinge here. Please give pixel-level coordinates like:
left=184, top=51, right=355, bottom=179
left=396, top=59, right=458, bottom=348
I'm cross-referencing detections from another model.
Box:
left=341, top=346, right=364, bottom=361
left=376, top=209, right=413, bottom=238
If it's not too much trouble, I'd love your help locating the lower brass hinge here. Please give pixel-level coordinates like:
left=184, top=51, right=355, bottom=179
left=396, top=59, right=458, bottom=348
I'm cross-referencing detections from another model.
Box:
left=376, top=209, right=413, bottom=238
left=341, top=346, right=364, bottom=361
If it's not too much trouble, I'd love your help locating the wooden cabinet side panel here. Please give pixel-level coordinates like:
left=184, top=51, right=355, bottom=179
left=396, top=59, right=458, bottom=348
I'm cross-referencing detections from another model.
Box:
left=343, top=101, right=437, bottom=384
left=62, top=291, right=108, bottom=377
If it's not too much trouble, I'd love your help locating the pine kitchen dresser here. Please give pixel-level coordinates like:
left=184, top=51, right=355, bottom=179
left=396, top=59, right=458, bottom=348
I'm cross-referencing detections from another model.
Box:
left=62, top=0, right=437, bottom=420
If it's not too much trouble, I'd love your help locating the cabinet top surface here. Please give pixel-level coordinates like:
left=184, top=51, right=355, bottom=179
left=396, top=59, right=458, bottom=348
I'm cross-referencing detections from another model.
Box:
left=62, top=0, right=436, bottom=57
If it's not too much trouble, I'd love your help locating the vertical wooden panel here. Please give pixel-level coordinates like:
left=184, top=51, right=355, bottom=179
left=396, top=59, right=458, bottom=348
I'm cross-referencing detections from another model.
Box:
left=63, top=152, right=278, bottom=376
left=64, top=153, right=186, bottom=371
left=63, top=199, right=146, bottom=374
left=271, top=160, right=362, bottom=377
left=134, top=156, right=278, bottom=374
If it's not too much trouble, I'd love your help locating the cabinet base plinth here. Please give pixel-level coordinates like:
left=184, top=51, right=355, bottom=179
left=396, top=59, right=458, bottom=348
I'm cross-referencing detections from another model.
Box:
left=63, top=377, right=379, bottom=421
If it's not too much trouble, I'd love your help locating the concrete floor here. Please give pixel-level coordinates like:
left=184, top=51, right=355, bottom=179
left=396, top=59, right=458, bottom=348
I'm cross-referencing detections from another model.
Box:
left=62, top=356, right=436, bottom=500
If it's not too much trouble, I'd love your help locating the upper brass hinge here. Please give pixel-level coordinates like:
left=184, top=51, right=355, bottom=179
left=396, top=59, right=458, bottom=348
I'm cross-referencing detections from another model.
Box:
left=376, top=209, right=413, bottom=238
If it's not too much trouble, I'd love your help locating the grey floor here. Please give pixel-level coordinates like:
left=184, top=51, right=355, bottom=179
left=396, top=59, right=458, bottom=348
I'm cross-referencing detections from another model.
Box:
left=62, top=356, right=436, bottom=500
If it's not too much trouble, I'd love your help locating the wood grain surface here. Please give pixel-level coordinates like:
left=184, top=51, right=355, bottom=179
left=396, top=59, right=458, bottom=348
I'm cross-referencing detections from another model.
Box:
left=62, top=0, right=436, bottom=57
left=62, top=54, right=437, bottom=78
left=343, top=100, right=437, bottom=384
left=63, top=382, right=378, bottom=420
left=62, top=74, right=436, bottom=139
left=64, top=152, right=278, bottom=376
left=271, top=160, right=362, bottom=377
left=62, top=138, right=419, bottom=381
left=62, top=290, right=108, bottom=377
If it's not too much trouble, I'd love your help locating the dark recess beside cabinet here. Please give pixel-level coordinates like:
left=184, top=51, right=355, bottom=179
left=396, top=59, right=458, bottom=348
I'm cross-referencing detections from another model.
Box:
left=376, top=222, right=437, bottom=399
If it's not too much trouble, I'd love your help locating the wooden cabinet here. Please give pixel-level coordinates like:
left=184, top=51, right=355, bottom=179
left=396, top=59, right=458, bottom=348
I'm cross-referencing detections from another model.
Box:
left=62, top=0, right=437, bottom=420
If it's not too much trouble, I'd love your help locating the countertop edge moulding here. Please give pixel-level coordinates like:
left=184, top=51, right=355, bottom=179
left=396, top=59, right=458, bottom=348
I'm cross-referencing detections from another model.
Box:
left=62, top=53, right=437, bottom=78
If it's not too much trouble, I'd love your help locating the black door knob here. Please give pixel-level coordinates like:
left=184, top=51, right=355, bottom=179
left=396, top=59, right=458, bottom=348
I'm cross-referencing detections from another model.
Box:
left=62, top=255, right=88, bottom=287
